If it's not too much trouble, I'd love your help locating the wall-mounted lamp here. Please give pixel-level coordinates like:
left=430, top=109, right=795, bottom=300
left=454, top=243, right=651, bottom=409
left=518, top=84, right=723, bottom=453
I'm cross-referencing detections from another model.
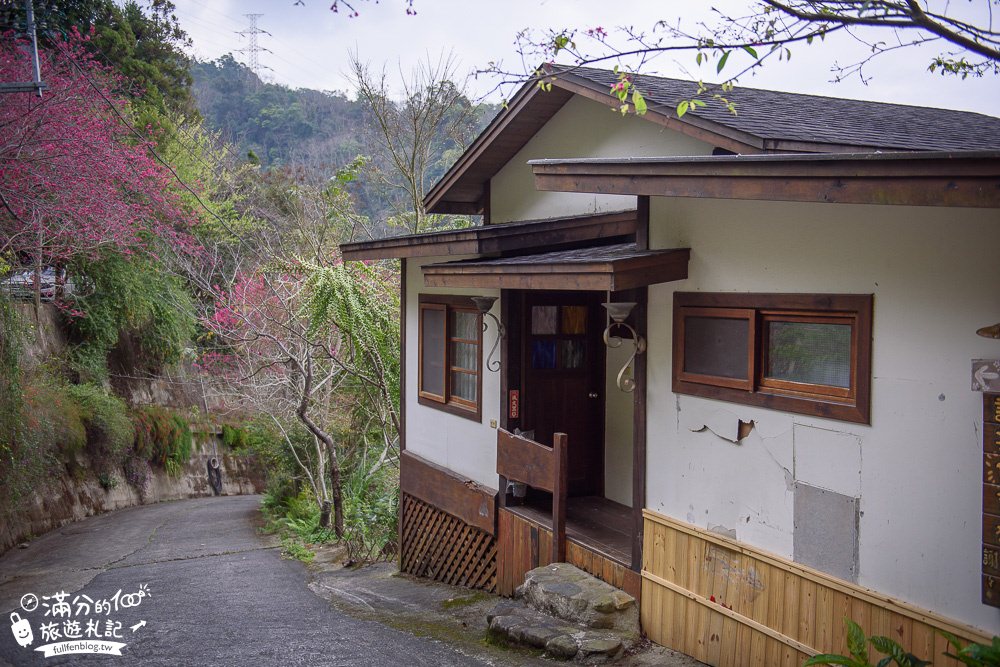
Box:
left=602, top=301, right=646, bottom=393
left=471, top=296, right=505, bottom=372
left=977, top=323, right=1000, bottom=339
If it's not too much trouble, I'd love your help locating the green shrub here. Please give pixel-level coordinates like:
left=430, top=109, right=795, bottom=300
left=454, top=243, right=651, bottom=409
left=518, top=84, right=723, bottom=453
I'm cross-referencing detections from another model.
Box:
left=164, top=457, right=182, bottom=478
left=0, top=377, right=65, bottom=512
left=221, top=423, right=250, bottom=450
left=66, top=384, right=132, bottom=469
left=343, top=459, right=399, bottom=563
left=0, top=298, right=24, bottom=454
left=22, top=379, right=87, bottom=463
left=279, top=536, right=315, bottom=563
left=98, top=471, right=118, bottom=490
left=261, top=473, right=298, bottom=515
left=132, top=405, right=193, bottom=469
left=66, top=254, right=196, bottom=382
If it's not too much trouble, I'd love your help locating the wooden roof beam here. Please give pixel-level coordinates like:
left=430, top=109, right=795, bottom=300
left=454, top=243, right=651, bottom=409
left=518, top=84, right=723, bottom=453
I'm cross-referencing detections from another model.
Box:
left=529, top=151, right=1000, bottom=209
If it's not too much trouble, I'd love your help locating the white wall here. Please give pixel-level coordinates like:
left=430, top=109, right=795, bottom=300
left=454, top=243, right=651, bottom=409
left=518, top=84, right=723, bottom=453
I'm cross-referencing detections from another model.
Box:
left=645, top=196, right=1000, bottom=632
left=490, top=95, right=714, bottom=224
left=405, top=257, right=502, bottom=489
left=604, top=343, right=634, bottom=506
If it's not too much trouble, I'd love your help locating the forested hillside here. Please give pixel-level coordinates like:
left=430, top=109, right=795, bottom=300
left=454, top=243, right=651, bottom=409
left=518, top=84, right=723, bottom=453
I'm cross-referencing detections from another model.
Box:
left=192, top=56, right=366, bottom=169
left=191, top=55, right=499, bottom=228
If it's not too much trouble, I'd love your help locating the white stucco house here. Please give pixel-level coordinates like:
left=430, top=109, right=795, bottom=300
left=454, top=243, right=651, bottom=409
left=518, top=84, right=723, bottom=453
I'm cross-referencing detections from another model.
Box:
left=341, top=66, right=1000, bottom=665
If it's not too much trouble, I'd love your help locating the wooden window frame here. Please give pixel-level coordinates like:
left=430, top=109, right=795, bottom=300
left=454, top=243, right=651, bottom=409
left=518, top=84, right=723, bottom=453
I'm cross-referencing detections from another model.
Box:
left=675, top=306, right=756, bottom=391
left=672, top=293, right=873, bottom=424
left=418, top=294, right=483, bottom=422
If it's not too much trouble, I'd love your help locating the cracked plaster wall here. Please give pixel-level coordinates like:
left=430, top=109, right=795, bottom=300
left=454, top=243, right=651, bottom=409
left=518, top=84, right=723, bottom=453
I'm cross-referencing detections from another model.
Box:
left=646, top=195, right=1000, bottom=633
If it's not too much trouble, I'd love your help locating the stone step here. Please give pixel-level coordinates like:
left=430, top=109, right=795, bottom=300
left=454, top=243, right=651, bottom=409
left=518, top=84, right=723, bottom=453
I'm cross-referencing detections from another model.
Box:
left=487, top=599, right=630, bottom=664
left=516, top=563, right=639, bottom=635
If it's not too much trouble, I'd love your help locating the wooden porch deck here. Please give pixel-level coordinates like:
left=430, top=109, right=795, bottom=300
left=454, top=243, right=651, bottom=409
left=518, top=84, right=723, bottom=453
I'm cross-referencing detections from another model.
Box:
left=505, top=496, right=633, bottom=566
left=497, top=496, right=640, bottom=599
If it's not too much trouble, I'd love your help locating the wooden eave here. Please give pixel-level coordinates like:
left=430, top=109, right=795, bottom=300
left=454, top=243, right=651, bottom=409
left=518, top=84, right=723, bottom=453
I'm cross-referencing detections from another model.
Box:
left=423, top=83, right=574, bottom=215
left=529, top=151, right=1000, bottom=209
left=340, top=211, right=637, bottom=261
left=423, top=69, right=807, bottom=216
left=421, top=243, right=690, bottom=291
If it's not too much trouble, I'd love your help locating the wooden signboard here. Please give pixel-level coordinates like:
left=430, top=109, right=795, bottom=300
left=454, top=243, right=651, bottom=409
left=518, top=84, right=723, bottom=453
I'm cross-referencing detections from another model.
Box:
left=984, top=393, right=1000, bottom=607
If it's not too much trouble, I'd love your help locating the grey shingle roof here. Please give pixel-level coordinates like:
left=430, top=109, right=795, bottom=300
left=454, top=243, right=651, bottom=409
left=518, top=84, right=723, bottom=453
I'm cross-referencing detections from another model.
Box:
left=563, top=66, right=1000, bottom=152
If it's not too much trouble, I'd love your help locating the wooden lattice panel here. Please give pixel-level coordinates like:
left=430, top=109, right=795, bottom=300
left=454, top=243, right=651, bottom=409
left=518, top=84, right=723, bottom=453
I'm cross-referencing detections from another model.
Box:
left=400, top=493, right=497, bottom=593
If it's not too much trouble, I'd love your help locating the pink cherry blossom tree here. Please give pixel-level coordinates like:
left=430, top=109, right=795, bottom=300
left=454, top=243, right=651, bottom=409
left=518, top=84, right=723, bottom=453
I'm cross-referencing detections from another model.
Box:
left=0, top=30, right=197, bottom=299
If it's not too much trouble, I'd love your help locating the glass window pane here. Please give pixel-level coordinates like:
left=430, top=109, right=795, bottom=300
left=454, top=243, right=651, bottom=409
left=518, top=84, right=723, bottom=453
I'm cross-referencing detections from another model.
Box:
left=531, top=340, right=557, bottom=369
left=450, top=341, right=479, bottom=371
left=452, top=310, right=479, bottom=341
left=558, top=339, right=585, bottom=369
left=421, top=308, right=445, bottom=396
left=684, top=316, right=749, bottom=380
left=561, top=306, right=587, bottom=334
left=767, top=321, right=852, bottom=387
left=451, top=371, right=477, bottom=402
left=531, top=306, right=558, bottom=335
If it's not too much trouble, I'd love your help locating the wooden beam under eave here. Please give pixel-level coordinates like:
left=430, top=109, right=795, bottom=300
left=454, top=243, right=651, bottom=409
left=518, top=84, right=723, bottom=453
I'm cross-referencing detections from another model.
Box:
left=533, top=173, right=1000, bottom=209
left=423, top=271, right=617, bottom=291
left=342, top=210, right=639, bottom=261
left=341, top=237, right=480, bottom=261
left=430, top=201, right=483, bottom=215
left=422, top=250, right=689, bottom=291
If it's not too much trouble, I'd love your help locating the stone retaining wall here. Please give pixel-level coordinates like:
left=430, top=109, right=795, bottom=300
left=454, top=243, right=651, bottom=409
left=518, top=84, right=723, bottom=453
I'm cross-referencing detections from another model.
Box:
left=0, top=430, right=266, bottom=555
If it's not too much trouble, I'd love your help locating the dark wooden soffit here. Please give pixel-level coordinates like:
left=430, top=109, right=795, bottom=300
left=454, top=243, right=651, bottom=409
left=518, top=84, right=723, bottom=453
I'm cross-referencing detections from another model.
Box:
left=422, top=243, right=690, bottom=291
left=529, top=151, right=1000, bottom=209
left=340, top=210, right=637, bottom=261
left=400, top=450, right=497, bottom=535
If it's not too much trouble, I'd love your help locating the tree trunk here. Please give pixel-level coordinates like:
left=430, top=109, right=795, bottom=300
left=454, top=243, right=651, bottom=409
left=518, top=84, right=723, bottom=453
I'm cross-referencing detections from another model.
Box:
left=329, top=447, right=344, bottom=538
left=33, top=238, right=42, bottom=334
left=295, top=356, right=344, bottom=537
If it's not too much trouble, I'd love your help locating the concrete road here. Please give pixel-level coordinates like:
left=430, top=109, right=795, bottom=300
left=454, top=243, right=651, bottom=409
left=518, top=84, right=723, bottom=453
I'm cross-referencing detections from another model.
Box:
left=0, top=496, right=497, bottom=666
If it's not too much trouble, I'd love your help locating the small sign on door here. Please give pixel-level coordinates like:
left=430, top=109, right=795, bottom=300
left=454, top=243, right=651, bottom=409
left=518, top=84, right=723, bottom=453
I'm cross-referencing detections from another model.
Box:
left=973, top=360, right=1000, bottom=392
left=509, top=390, right=519, bottom=419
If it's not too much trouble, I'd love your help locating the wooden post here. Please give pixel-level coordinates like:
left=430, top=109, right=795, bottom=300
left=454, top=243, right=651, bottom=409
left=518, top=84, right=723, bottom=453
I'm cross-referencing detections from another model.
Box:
left=983, top=393, right=1000, bottom=607
left=398, top=257, right=407, bottom=570
left=552, top=432, right=568, bottom=563
left=631, top=287, right=648, bottom=572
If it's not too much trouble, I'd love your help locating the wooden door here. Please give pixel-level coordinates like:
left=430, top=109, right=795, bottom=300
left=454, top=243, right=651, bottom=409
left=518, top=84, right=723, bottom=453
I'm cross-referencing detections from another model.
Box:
left=521, top=291, right=605, bottom=497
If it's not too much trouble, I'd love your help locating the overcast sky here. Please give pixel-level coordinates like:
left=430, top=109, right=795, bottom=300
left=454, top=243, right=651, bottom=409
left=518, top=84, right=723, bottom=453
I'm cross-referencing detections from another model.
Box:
left=170, top=0, right=999, bottom=117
